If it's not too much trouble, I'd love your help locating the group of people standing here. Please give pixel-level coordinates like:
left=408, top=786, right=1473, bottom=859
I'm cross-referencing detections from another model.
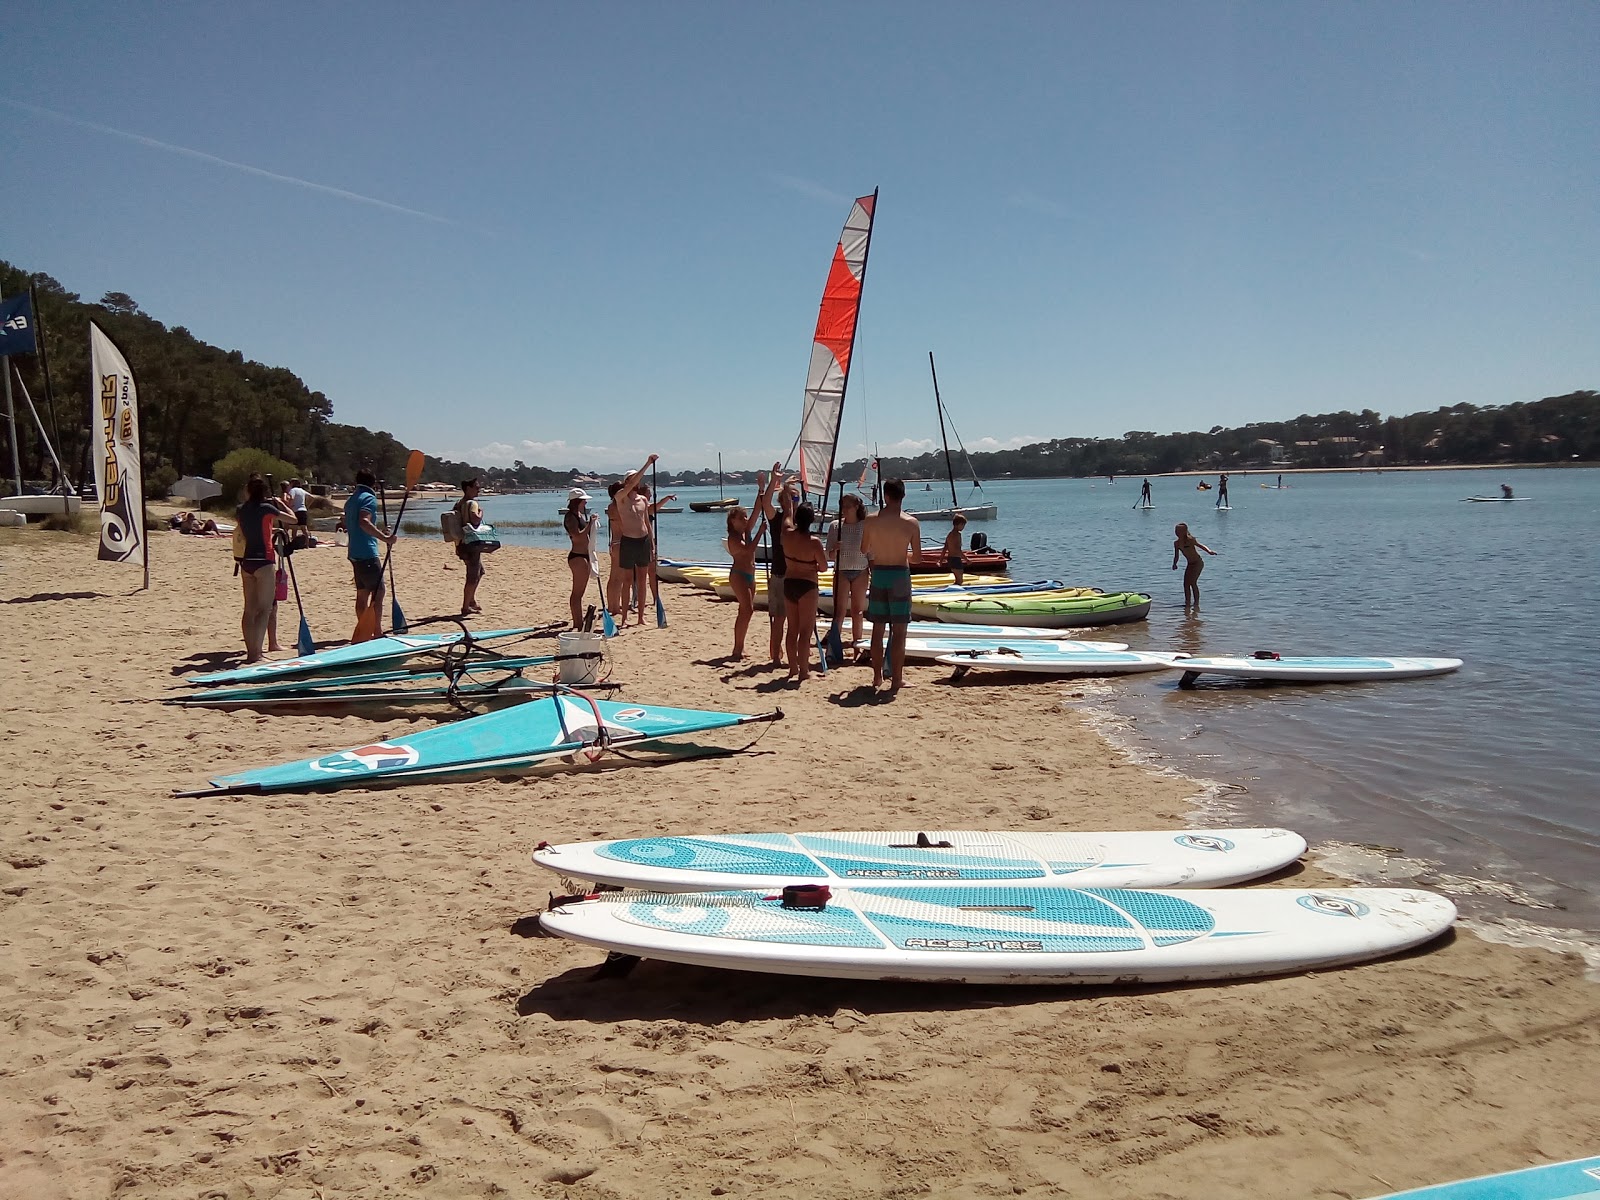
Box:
left=559, top=454, right=675, bottom=632
left=716, top=468, right=924, bottom=691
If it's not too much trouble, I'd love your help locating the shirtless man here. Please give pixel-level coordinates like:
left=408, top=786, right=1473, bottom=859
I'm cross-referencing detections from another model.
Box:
left=861, top=478, right=923, bottom=691
left=614, top=454, right=659, bottom=627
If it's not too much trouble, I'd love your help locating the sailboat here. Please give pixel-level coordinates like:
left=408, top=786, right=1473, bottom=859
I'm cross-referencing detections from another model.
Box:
left=689, top=452, right=739, bottom=512
left=907, top=352, right=997, bottom=521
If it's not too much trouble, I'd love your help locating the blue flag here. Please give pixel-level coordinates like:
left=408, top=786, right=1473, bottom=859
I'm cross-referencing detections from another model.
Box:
left=0, top=293, right=38, bottom=357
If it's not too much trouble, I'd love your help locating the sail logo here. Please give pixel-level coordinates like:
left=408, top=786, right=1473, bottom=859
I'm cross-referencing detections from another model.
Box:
left=611, top=707, right=647, bottom=722
left=1297, top=894, right=1370, bottom=919
left=3, top=313, right=27, bottom=333
left=1174, top=834, right=1235, bottom=853
left=309, top=742, right=420, bottom=775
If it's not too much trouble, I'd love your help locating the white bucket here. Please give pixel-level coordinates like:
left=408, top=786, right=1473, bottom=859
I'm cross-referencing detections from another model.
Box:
left=557, top=631, right=605, bottom=685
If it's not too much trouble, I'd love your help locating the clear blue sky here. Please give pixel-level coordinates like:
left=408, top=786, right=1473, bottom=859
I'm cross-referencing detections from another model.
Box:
left=6, top=2, right=1596, bottom=473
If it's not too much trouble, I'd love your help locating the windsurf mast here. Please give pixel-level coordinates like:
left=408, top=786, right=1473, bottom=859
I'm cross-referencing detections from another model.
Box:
left=929, top=352, right=959, bottom=509
left=797, top=189, right=878, bottom=503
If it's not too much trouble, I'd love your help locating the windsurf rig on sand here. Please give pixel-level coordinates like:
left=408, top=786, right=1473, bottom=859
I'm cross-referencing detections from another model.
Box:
left=175, top=692, right=784, bottom=796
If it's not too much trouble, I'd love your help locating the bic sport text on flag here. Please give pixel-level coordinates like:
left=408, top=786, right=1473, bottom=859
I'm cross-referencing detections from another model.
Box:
left=0, top=293, right=38, bottom=357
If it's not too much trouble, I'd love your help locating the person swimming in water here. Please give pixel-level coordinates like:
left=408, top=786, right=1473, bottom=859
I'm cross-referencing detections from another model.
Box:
left=1172, top=522, right=1218, bottom=608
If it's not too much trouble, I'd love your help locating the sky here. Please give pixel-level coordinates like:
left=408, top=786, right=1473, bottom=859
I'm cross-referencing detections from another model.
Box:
left=5, top=1, right=1597, bottom=473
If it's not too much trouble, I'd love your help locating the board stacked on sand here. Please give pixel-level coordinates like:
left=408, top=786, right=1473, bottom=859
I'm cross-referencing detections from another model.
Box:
left=939, top=646, right=1186, bottom=676
left=539, top=884, right=1456, bottom=984
left=187, top=627, right=544, bottom=686
left=1362, top=1155, right=1600, bottom=1199
left=894, top=636, right=1131, bottom=659
left=1178, top=655, right=1463, bottom=684
left=533, top=827, right=1308, bottom=891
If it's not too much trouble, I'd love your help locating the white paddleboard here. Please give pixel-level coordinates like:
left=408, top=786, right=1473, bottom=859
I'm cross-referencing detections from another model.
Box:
left=1463, top=496, right=1531, bottom=502
left=896, top=621, right=1111, bottom=641
left=539, top=885, right=1456, bottom=985
left=1178, top=655, right=1463, bottom=683
left=889, top=636, right=1131, bottom=659
left=938, top=648, right=1187, bottom=676
left=533, top=827, right=1307, bottom=892
left=1362, top=1155, right=1600, bottom=1199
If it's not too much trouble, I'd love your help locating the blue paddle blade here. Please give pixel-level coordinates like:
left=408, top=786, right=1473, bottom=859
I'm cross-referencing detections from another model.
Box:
left=656, top=596, right=667, bottom=628
left=823, top=623, right=844, bottom=667
left=296, top=617, right=316, bottom=658
left=602, top=606, right=616, bottom=638
left=391, top=597, right=408, bottom=635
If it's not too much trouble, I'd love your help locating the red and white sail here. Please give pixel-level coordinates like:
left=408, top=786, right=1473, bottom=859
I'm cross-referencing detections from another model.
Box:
left=797, top=190, right=877, bottom=500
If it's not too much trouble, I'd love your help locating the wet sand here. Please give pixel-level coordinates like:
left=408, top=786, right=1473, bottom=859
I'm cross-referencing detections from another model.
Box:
left=0, top=524, right=1595, bottom=1199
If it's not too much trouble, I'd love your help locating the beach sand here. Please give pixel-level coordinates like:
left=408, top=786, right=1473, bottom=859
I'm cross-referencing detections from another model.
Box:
left=1, top=524, right=1595, bottom=1200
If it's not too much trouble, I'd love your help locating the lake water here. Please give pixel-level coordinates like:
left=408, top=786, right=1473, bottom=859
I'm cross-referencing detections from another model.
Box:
left=415, top=467, right=1600, bottom=950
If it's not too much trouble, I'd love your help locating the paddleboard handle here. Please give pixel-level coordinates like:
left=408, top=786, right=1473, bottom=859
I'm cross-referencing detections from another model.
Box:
left=890, top=833, right=955, bottom=849
left=1250, top=650, right=1281, bottom=660
left=777, top=884, right=832, bottom=911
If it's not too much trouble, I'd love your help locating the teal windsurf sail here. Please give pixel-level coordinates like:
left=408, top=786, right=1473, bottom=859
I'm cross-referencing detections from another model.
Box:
left=168, top=655, right=561, bottom=705
left=187, top=626, right=549, bottom=687
left=178, top=695, right=783, bottom=795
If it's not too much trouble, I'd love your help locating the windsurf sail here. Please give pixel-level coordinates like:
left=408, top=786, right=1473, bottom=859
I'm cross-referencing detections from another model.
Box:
left=166, top=654, right=563, bottom=705
left=797, top=190, right=878, bottom=501
left=186, top=626, right=548, bottom=686
left=177, top=695, right=783, bottom=795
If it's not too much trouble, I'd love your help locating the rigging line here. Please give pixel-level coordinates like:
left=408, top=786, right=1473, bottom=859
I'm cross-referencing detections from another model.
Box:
left=939, top=404, right=986, bottom=492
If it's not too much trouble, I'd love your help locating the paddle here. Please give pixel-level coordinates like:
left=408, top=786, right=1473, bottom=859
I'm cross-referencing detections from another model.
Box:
left=388, top=451, right=425, bottom=633
left=588, top=514, right=614, bottom=638
left=651, top=462, right=667, bottom=628
left=355, top=452, right=424, bottom=642
left=284, top=549, right=316, bottom=656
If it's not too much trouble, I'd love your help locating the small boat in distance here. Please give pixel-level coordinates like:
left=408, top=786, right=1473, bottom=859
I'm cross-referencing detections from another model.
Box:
left=690, top=452, right=740, bottom=512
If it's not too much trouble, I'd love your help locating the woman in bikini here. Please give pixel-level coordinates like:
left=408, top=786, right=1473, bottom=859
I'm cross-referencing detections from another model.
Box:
left=563, top=488, right=595, bottom=628
left=725, top=503, right=767, bottom=659
left=780, top=502, right=828, bottom=682
left=825, top=493, right=870, bottom=659
left=1171, top=522, right=1218, bottom=608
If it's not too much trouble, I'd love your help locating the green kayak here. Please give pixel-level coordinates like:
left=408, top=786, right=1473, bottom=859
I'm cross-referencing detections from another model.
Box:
left=928, top=591, right=1152, bottom=629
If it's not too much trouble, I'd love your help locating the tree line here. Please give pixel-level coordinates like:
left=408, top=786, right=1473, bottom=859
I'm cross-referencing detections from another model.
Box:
left=3, top=260, right=1592, bottom=499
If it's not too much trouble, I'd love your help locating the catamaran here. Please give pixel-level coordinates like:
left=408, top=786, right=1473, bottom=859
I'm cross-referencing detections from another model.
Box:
left=907, top=352, right=997, bottom=522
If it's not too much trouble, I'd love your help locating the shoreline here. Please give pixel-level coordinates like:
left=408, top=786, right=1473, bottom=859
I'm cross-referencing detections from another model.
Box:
left=1, top=528, right=1596, bottom=1198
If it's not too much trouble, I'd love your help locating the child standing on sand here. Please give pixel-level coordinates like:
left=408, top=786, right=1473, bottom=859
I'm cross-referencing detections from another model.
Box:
left=1172, top=522, right=1218, bottom=608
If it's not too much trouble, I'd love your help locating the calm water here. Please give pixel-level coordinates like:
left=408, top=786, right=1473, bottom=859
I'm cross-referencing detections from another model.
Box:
left=418, top=468, right=1600, bottom=943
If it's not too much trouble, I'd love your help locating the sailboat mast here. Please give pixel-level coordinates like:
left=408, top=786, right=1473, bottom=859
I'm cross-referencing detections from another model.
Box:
left=717, top=452, right=724, bottom=502
left=929, top=352, right=958, bottom=509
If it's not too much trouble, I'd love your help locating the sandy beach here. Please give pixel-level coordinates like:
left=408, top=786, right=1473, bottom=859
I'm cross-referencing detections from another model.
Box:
left=1, top=522, right=1596, bottom=1200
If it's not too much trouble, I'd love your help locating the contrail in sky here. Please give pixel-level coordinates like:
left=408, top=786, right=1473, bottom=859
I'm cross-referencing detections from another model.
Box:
left=3, top=97, right=458, bottom=227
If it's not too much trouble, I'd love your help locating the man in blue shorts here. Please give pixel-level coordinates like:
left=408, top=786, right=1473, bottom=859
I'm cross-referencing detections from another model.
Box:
left=861, top=478, right=923, bottom=692
left=344, top=469, right=396, bottom=641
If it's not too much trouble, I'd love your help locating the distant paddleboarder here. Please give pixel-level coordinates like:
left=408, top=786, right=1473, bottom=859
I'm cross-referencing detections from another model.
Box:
left=1139, top=479, right=1153, bottom=508
left=1216, top=473, right=1230, bottom=508
left=1501, top=482, right=1514, bottom=498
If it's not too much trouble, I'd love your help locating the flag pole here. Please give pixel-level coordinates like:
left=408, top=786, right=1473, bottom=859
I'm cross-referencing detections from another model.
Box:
left=0, top=282, right=21, bottom=494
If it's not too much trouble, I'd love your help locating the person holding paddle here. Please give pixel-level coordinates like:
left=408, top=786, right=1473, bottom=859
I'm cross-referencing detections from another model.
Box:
left=562, top=488, right=595, bottom=628
left=344, top=469, right=397, bottom=643
left=613, top=454, right=659, bottom=628
left=454, top=478, right=488, bottom=616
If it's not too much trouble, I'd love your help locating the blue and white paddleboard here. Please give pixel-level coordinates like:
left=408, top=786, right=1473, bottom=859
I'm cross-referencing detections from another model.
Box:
left=1463, top=496, right=1531, bottom=502
left=188, top=627, right=542, bottom=686
left=938, top=648, right=1187, bottom=676
left=892, top=636, right=1130, bottom=659
left=539, top=884, right=1456, bottom=985
left=900, top=621, right=1105, bottom=642
left=533, top=828, right=1307, bottom=892
left=1363, top=1155, right=1600, bottom=1199
left=1178, top=656, right=1463, bottom=683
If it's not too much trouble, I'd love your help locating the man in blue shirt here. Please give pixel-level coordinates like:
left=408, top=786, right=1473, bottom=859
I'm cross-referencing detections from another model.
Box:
left=344, top=469, right=396, bottom=641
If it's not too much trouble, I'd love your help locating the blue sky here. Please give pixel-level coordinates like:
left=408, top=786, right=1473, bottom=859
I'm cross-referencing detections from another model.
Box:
left=6, top=2, right=1596, bottom=473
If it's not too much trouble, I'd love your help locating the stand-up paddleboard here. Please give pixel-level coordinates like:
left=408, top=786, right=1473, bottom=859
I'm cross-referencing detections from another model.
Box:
left=539, top=885, right=1456, bottom=985
left=1216, top=504, right=1233, bottom=511
left=892, top=636, right=1130, bottom=659
left=188, top=627, right=544, bottom=686
left=1362, top=1155, right=1600, bottom=1199
left=940, top=648, right=1185, bottom=676
left=900, top=621, right=1104, bottom=642
left=1463, top=496, right=1531, bottom=502
left=533, top=828, right=1308, bottom=892
left=1178, top=656, right=1463, bottom=684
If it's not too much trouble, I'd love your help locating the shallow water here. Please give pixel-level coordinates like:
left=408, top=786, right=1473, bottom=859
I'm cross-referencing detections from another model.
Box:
left=417, top=467, right=1600, bottom=940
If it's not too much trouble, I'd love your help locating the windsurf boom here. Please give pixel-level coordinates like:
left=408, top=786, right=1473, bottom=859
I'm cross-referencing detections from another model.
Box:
left=177, top=694, right=783, bottom=795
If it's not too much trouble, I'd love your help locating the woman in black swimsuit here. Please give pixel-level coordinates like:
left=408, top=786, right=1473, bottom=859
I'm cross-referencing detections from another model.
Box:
left=780, top=502, right=827, bottom=683
left=563, top=488, right=595, bottom=628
